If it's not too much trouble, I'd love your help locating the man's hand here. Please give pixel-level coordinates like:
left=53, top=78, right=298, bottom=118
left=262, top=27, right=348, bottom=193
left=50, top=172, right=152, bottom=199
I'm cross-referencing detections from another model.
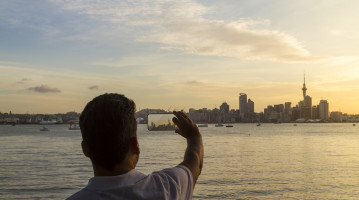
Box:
left=172, top=111, right=200, bottom=139
left=173, top=111, right=204, bottom=188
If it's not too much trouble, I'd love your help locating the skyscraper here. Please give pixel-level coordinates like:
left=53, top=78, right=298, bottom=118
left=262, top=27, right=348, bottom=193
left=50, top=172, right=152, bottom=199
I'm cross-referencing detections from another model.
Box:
left=319, top=100, right=329, bottom=121
left=248, top=99, right=254, bottom=114
left=304, top=95, right=312, bottom=108
left=220, top=102, right=230, bottom=122
left=239, top=93, right=248, bottom=118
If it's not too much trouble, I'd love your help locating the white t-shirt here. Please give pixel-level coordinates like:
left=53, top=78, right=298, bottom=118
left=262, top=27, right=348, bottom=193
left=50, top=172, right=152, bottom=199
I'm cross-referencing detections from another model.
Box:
left=67, top=165, right=193, bottom=200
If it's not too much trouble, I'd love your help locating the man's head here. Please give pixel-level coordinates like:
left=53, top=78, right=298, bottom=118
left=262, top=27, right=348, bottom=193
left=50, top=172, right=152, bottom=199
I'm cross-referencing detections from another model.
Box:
left=79, top=93, right=137, bottom=171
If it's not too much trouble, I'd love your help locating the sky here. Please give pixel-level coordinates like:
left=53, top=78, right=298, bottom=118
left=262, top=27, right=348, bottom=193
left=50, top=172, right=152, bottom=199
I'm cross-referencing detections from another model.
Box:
left=1, top=0, right=359, bottom=114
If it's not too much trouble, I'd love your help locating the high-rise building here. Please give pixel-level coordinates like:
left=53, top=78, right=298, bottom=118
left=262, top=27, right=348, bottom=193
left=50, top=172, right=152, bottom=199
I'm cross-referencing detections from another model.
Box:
left=283, top=102, right=292, bottom=122
left=291, top=106, right=300, bottom=121
left=301, top=95, right=312, bottom=119
left=239, top=93, right=248, bottom=118
left=312, top=106, right=319, bottom=119
left=304, top=95, right=312, bottom=108
left=219, top=102, right=230, bottom=122
left=220, top=102, right=229, bottom=114
left=319, top=100, right=329, bottom=121
left=330, top=111, right=343, bottom=122
left=284, top=102, right=291, bottom=113
left=248, top=99, right=254, bottom=114
left=298, top=101, right=304, bottom=108
left=301, top=107, right=312, bottom=119
left=274, top=104, right=284, bottom=113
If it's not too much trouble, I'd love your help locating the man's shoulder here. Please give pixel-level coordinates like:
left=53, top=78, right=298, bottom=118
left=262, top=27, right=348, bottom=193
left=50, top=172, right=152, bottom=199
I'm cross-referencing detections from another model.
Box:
left=132, top=166, right=194, bottom=199
left=67, top=188, right=94, bottom=200
left=152, top=165, right=193, bottom=181
left=147, top=165, right=194, bottom=194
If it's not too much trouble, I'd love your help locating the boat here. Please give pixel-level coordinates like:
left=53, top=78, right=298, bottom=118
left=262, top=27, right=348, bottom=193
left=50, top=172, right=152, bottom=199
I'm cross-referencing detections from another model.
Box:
left=353, top=124, right=356, bottom=126
left=256, top=123, right=261, bottom=126
left=40, top=126, right=49, bottom=131
left=197, top=124, right=208, bottom=127
left=225, top=125, right=233, bottom=127
left=293, top=124, right=297, bottom=126
left=215, top=123, right=224, bottom=127
left=69, top=123, right=80, bottom=130
left=69, top=121, right=80, bottom=130
left=40, top=119, right=58, bottom=124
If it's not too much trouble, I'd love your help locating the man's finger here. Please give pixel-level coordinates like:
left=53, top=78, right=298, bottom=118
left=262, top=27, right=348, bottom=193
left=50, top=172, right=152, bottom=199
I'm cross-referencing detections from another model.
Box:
left=174, top=111, right=190, bottom=124
left=175, top=111, right=189, bottom=121
left=179, top=111, right=191, bottom=121
left=172, top=116, right=184, bottom=130
left=173, top=112, right=187, bottom=125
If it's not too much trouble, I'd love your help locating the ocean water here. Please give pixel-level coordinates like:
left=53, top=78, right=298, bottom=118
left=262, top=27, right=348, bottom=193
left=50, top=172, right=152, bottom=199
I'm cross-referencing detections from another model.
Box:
left=1, top=123, right=359, bottom=199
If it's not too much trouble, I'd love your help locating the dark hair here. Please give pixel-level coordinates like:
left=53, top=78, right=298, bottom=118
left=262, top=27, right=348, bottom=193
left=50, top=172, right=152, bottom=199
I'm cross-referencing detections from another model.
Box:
left=79, top=93, right=137, bottom=171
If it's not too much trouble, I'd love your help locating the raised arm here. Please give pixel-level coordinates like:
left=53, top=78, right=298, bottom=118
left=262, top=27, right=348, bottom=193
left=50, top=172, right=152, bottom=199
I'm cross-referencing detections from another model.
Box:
left=172, top=111, right=204, bottom=187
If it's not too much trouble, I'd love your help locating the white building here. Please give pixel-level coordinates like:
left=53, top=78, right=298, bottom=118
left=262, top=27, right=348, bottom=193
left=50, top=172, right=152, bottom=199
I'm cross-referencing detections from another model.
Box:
left=319, top=100, right=329, bottom=121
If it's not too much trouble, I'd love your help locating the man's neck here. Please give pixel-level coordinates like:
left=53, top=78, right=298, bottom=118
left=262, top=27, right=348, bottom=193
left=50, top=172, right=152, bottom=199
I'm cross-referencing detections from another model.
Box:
left=93, top=166, right=133, bottom=176
left=92, top=155, right=138, bottom=176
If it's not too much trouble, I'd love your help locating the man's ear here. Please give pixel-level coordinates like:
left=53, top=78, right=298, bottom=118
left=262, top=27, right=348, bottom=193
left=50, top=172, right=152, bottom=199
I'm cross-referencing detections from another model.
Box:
left=131, top=137, right=140, bottom=155
left=81, top=141, right=90, bottom=157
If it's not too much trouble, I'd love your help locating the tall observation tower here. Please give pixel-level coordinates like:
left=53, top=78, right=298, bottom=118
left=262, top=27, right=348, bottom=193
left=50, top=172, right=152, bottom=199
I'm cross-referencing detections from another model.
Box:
left=302, top=74, right=307, bottom=100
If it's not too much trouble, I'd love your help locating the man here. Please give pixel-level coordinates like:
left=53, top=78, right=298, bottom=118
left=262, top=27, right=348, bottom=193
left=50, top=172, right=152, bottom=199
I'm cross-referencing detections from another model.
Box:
left=67, top=93, right=203, bottom=200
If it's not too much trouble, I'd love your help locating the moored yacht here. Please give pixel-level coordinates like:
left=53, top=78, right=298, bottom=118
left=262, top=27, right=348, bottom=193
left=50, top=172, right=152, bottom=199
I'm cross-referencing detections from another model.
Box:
left=197, top=124, right=208, bottom=127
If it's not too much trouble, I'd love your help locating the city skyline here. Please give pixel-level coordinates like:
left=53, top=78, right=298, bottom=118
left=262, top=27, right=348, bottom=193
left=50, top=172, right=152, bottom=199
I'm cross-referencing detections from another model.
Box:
left=0, top=74, right=355, bottom=116
left=1, top=1, right=359, bottom=114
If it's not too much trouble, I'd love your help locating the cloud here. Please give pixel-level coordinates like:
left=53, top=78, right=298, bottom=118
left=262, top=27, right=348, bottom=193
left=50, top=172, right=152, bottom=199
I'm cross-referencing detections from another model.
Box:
left=50, top=0, right=208, bottom=24
left=51, top=0, right=316, bottom=62
left=88, top=85, right=99, bottom=90
left=15, top=78, right=32, bottom=85
left=145, top=19, right=319, bottom=62
left=322, top=56, right=359, bottom=66
left=27, top=85, right=61, bottom=93
left=185, top=80, right=204, bottom=86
